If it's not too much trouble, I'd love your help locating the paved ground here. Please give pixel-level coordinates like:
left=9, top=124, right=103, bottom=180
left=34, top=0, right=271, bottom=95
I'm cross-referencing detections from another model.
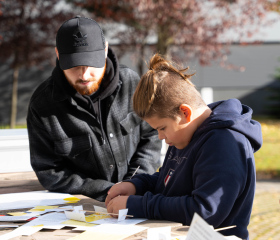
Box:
left=249, top=180, right=280, bottom=240
left=1, top=172, right=280, bottom=239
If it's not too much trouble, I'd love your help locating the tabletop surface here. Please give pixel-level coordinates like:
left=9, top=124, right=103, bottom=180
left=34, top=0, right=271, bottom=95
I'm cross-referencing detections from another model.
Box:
left=0, top=172, right=188, bottom=239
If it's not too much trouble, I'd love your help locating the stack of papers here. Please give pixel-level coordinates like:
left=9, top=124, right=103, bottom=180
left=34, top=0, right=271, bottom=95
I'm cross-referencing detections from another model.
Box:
left=0, top=191, right=148, bottom=239
left=0, top=191, right=80, bottom=211
left=0, top=191, right=242, bottom=240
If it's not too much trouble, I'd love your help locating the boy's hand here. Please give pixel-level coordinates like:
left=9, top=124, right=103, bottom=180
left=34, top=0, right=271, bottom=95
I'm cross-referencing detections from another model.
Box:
left=105, top=182, right=136, bottom=206
left=107, top=195, right=129, bottom=217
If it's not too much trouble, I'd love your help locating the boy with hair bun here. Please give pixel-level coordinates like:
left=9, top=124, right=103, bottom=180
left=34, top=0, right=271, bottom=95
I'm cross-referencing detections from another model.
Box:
left=105, top=53, right=262, bottom=240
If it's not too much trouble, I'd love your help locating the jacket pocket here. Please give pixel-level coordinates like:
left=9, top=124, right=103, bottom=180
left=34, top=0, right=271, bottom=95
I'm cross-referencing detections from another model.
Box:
left=54, top=134, right=102, bottom=178
left=119, top=112, right=141, bottom=161
left=120, top=112, right=141, bottom=135
left=54, top=134, right=92, bottom=158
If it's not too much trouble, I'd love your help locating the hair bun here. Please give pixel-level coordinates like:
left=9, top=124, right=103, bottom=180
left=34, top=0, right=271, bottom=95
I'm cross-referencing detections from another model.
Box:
left=148, top=53, right=167, bottom=71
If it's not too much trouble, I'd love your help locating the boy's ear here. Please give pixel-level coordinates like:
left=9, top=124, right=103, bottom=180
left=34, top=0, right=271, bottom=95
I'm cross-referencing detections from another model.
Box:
left=179, top=104, right=192, bottom=123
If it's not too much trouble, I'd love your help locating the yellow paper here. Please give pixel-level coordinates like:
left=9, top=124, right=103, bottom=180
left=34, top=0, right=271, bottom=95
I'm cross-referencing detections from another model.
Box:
left=34, top=206, right=59, bottom=209
left=33, top=224, right=44, bottom=227
left=28, top=205, right=59, bottom=212
left=62, top=219, right=96, bottom=227
left=64, top=197, right=80, bottom=202
left=28, top=209, right=45, bottom=212
left=8, top=212, right=26, bottom=216
left=85, top=214, right=110, bottom=222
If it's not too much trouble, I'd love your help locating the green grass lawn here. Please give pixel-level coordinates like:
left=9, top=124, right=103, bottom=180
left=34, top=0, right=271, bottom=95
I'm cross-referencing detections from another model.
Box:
left=0, top=125, right=27, bottom=129
left=254, top=118, right=280, bottom=179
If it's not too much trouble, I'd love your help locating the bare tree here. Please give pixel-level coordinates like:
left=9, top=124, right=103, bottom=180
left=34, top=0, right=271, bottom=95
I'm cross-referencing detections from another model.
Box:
left=0, top=0, right=74, bottom=128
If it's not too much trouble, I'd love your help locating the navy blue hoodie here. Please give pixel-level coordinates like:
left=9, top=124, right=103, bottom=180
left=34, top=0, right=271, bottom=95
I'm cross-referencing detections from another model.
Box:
left=126, top=99, right=262, bottom=240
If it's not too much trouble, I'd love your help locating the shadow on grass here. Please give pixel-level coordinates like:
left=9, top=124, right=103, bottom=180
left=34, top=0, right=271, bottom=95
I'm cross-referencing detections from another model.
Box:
left=256, top=170, right=280, bottom=180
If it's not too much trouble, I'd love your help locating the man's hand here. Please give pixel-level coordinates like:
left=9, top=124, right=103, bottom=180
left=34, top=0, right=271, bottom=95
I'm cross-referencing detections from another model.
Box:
left=107, top=195, right=129, bottom=217
left=105, top=182, right=136, bottom=207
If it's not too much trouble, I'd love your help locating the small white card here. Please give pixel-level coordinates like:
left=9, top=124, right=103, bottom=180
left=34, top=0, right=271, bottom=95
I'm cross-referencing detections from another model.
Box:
left=73, top=205, right=83, bottom=213
left=64, top=210, right=86, bottom=222
left=118, top=208, right=128, bottom=222
left=93, top=205, right=107, bottom=213
left=147, top=226, right=171, bottom=240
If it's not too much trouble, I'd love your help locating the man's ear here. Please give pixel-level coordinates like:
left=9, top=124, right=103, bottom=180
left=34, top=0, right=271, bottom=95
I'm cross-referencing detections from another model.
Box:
left=55, top=47, right=59, bottom=60
left=179, top=104, right=192, bottom=123
left=105, top=41, right=108, bottom=58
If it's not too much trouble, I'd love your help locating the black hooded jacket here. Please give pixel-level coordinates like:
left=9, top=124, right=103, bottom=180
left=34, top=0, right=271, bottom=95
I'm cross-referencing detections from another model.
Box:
left=27, top=48, right=162, bottom=201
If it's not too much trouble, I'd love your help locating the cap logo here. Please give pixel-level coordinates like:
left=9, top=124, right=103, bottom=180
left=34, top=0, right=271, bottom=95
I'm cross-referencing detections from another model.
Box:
left=73, top=32, right=88, bottom=47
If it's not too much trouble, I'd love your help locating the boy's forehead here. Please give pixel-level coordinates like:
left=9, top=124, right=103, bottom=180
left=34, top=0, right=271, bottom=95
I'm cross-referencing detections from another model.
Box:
left=145, top=116, right=170, bottom=129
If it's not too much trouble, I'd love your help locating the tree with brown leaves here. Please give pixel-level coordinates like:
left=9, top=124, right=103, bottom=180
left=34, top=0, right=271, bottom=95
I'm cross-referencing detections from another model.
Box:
left=69, top=0, right=280, bottom=74
left=0, top=0, right=74, bottom=128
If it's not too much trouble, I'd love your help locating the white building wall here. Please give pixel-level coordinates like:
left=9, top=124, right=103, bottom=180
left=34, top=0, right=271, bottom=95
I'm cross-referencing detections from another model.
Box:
left=0, top=129, right=32, bottom=173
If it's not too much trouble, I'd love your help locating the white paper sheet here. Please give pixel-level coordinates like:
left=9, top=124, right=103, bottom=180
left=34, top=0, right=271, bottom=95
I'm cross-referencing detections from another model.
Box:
left=64, top=205, right=88, bottom=222
left=186, top=213, right=226, bottom=240
left=92, top=217, right=147, bottom=225
left=36, top=212, right=67, bottom=222
left=30, top=212, right=67, bottom=229
left=117, top=208, right=128, bottom=221
left=64, top=206, right=134, bottom=225
left=67, top=223, right=148, bottom=240
left=0, top=215, right=34, bottom=222
left=224, top=236, right=242, bottom=239
left=0, top=222, right=43, bottom=240
left=72, top=205, right=82, bottom=212
left=65, top=210, right=86, bottom=222
left=6, top=212, right=38, bottom=217
left=27, top=205, right=74, bottom=214
left=0, top=225, right=19, bottom=228
left=0, top=191, right=79, bottom=210
left=72, top=225, right=98, bottom=231
left=147, top=226, right=171, bottom=240
left=93, top=205, right=107, bottom=213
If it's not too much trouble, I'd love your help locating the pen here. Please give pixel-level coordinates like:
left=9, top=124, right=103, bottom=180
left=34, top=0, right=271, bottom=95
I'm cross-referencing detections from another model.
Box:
left=130, top=166, right=140, bottom=179
left=81, top=210, right=134, bottom=218
left=215, top=225, right=236, bottom=232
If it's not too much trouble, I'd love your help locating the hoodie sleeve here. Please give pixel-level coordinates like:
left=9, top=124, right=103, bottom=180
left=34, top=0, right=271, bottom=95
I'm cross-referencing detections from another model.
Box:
left=126, top=171, right=160, bottom=195
left=126, top=129, right=254, bottom=228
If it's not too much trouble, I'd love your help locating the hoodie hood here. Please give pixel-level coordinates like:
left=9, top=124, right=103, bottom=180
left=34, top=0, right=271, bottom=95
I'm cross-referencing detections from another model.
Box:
left=52, top=47, right=120, bottom=145
left=89, top=47, right=119, bottom=102
left=197, top=99, right=262, bottom=152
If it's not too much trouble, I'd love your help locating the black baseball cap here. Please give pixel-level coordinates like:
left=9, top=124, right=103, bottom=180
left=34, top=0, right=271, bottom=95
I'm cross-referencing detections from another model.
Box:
left=56, top=16, right=106, bottom=70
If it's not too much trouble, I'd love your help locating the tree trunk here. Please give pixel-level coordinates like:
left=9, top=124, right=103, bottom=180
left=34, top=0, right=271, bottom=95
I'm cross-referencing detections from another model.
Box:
left=157, top=25, right=169, bottom=56
left=157, top=24, right=174, bottom=60
left=137, top=43, right=145, bottom=76
left=10, top=66, right=19, bottom=129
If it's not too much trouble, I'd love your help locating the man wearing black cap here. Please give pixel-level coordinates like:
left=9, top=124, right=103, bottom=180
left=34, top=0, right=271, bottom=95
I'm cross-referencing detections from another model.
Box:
left=27, top=16, right=162, bottom=201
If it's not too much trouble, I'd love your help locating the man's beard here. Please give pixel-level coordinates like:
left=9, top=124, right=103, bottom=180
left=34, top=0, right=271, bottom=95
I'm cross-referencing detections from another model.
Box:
left=70, top=64, right=106, bottom=95
left=73, top=78, right=102, bottom=95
